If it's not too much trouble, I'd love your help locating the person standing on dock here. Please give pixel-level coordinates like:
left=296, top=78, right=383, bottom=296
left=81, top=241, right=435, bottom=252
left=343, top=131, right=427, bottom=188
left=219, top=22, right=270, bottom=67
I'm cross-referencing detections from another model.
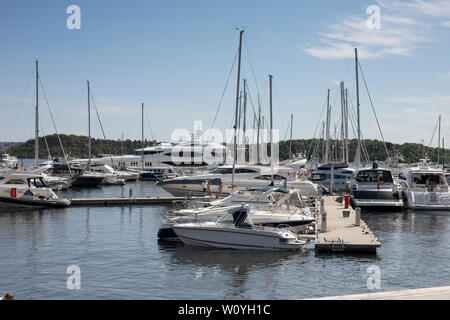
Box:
left=218, top=181, right=224, bottom=198
left=129, top=187, right=133, bottom=199
left=207, top=179, right=212, bottom=196
left=202, top=180, right=207, bottom=194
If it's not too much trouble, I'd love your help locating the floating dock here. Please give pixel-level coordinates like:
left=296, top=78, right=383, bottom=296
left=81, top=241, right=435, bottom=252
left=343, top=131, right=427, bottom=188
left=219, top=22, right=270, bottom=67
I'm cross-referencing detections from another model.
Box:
left=305, top=286, right=450, bottom=300
left=314, top=196, right=381, bottom=254
left=69, top=196, right=210, bottom=207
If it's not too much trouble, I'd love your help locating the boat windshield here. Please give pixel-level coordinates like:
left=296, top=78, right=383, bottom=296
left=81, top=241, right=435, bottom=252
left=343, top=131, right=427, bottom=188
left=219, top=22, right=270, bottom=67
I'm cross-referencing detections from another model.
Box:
left=356, top=170, right=393, bottom=183
left=209, top=168, right=233, bottom=174
left=411, top=173, right=447, bottom=186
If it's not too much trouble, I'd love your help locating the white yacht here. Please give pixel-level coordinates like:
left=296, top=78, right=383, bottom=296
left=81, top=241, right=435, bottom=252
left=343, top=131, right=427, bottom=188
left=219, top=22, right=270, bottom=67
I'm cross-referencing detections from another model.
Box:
left=172, top=206, right=306, bottom=251
left=398, top=167, right=450, bottom=210
left=70, top=140, right=233, bottom=171
left=0, top=172, right=70, bottom=209
left=0, top=154, right=18, bottom=167
left=309, top=162, right=355, bottom=193
left=348, top=165, right=403, bottom=209
left=156, top=164, right=318, bottom=197
left=88, top=164, right=126, bottom=185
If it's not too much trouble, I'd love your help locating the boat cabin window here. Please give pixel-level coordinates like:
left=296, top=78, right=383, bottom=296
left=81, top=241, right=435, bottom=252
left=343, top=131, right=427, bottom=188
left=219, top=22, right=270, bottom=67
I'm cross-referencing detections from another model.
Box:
left=411, top=173, right=446, bottom=186
left=255, top=174, right=285, bottom=180
left=0, top=176, right=4, bottom=181
left=209, top=168, right=233, bottom=174
left=310, top=173, right=325, bottom=181
left=356, top=170, right=393, bottom=183
left=4, top=179, right=27, bottom=185
left=235, top=168, right=258, bottom=174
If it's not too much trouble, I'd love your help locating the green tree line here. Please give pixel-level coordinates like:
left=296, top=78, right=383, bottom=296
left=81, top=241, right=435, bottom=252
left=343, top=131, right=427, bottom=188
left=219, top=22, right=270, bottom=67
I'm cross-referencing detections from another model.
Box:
left=6, top=134, right=448, bottom=164
left=6, top=134, right=157, bottom=159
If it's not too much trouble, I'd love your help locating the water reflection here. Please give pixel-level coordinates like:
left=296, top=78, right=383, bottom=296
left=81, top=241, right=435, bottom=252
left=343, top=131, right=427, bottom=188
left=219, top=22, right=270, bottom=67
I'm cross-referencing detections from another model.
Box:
left=0, top=182, right=448, bottom=299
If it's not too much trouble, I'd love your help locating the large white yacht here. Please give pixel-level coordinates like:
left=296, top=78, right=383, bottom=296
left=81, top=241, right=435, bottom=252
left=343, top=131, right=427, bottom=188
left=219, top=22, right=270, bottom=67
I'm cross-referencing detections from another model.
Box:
left=0, top=172, right=70, bottom=209
left=398, top=167, right=450, bottom=210
left=156, top=164, right=318, bottom=197
left=70, top=140, right=233, bottom=171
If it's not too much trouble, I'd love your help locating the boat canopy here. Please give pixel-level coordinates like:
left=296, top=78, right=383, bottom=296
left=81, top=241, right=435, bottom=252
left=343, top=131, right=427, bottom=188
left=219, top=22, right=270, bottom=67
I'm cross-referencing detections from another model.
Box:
left=317, top=163, right=349, bottom=170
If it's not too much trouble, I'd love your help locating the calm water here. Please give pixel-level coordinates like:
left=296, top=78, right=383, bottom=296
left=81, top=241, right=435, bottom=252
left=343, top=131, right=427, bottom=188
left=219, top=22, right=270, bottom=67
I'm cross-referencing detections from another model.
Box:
left=0, top=181, right=449, bottom=299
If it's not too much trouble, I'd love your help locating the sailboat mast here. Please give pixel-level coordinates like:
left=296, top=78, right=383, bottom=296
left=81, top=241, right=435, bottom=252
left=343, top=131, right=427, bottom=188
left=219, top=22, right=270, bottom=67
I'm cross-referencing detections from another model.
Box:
left=232, top=29, right=244, bottom=191
left=142, top=102, right=144, bottom=171
left=355, top=48, right=361, bottom=168
left=289, top=114, right=293, bottom=159
left=35, top=60, right=39, bottom=166
left=345, top=88, right=349, bottom=164
left=324, top=89, right=330, bottom=163
left=340, top=81, right=344, bottom=163
left=243, top=79, right=247, bottom=163
left=256, top=95, right=261, bottom=164
left=438, top=115, right=441, bottom=167
left=87, top=80, right=91, bottom=170
left=269, top=74, right=274, bottom=181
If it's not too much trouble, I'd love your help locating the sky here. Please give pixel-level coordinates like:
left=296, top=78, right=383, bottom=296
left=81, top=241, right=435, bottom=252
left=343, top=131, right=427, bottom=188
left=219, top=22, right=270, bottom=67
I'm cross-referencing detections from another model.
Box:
left=0, top=0, right=449, bottom=148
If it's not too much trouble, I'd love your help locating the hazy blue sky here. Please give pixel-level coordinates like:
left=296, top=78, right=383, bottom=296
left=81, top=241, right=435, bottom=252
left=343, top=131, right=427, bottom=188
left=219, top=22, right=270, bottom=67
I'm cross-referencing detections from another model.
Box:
left=1, top=0, right=449, bottom=148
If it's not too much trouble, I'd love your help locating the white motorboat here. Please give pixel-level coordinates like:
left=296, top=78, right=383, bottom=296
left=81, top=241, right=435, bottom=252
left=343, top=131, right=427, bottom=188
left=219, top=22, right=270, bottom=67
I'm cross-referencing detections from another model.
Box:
left=348, top=164, right=403, bottom=209
left=309, top=162, right=355, bottom=193
left=0, top=172, right=70, bottom=209
left=172, top=206, right=306, bottom=251
left=398, top=167, right=450, bottom=210
left=156, top=164, right=318, bottom=197
left=88, top=164, right=126, bottom=185
left=0, top=154, right=18, bottom=167
left=158, top=188, right=316, bottom=240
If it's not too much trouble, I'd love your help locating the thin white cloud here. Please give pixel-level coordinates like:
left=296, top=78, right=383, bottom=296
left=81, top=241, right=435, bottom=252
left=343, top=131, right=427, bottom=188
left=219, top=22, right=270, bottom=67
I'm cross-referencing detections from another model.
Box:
left=303, top=0, right=448, bottom=60
left=438, top=72, right=450, bottom=79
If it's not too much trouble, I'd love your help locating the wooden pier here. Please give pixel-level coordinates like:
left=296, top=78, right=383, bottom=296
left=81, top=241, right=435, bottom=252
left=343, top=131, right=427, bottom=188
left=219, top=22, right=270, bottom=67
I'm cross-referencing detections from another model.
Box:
left=314, top=196, right=381, bottom=254
left=305, top=286, right=450, bottom=300
left=69, top=196, right=209, bottom=207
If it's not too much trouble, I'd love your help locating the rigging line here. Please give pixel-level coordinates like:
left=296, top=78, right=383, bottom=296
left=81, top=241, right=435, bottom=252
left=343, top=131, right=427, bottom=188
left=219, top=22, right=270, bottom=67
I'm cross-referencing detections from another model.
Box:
left=347, top=94, right=370, bottom=163
left=38, top=78, right=71, bottom=174
left=89, top=90, right=114, bottom=165
left=272, top=83, right=291, bottom=138
left=358, top=62, right=391, bottom=159
left=206, top=48, right=239, bottom=142
left=6, top=68, right=34, bottom=145
left=245, top=83, right=259, bottom=144
left=427, top=116, right=440, bottom=149
left=282, top=117, right=290, bottom=141
left=306, top=95, right=328, bottom=157
left=144, top=109, right=156, bottom=142
left=243, top=36, right=263, bottom=104
left=39, top=118, right=52, bottom=160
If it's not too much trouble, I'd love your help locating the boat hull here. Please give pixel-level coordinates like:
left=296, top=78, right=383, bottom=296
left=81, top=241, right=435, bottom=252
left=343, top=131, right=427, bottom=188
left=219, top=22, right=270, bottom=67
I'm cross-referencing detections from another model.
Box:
left=405, top=191, right=450, bottom=210
left=0, top=196, right=71, bottom=210
left=172, top=225, right=304, bottom=251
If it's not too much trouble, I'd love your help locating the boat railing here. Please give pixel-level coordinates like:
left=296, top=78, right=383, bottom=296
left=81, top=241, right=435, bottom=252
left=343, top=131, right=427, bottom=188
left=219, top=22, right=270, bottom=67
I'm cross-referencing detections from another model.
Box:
left=275, top=224, right=298, bottom=235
